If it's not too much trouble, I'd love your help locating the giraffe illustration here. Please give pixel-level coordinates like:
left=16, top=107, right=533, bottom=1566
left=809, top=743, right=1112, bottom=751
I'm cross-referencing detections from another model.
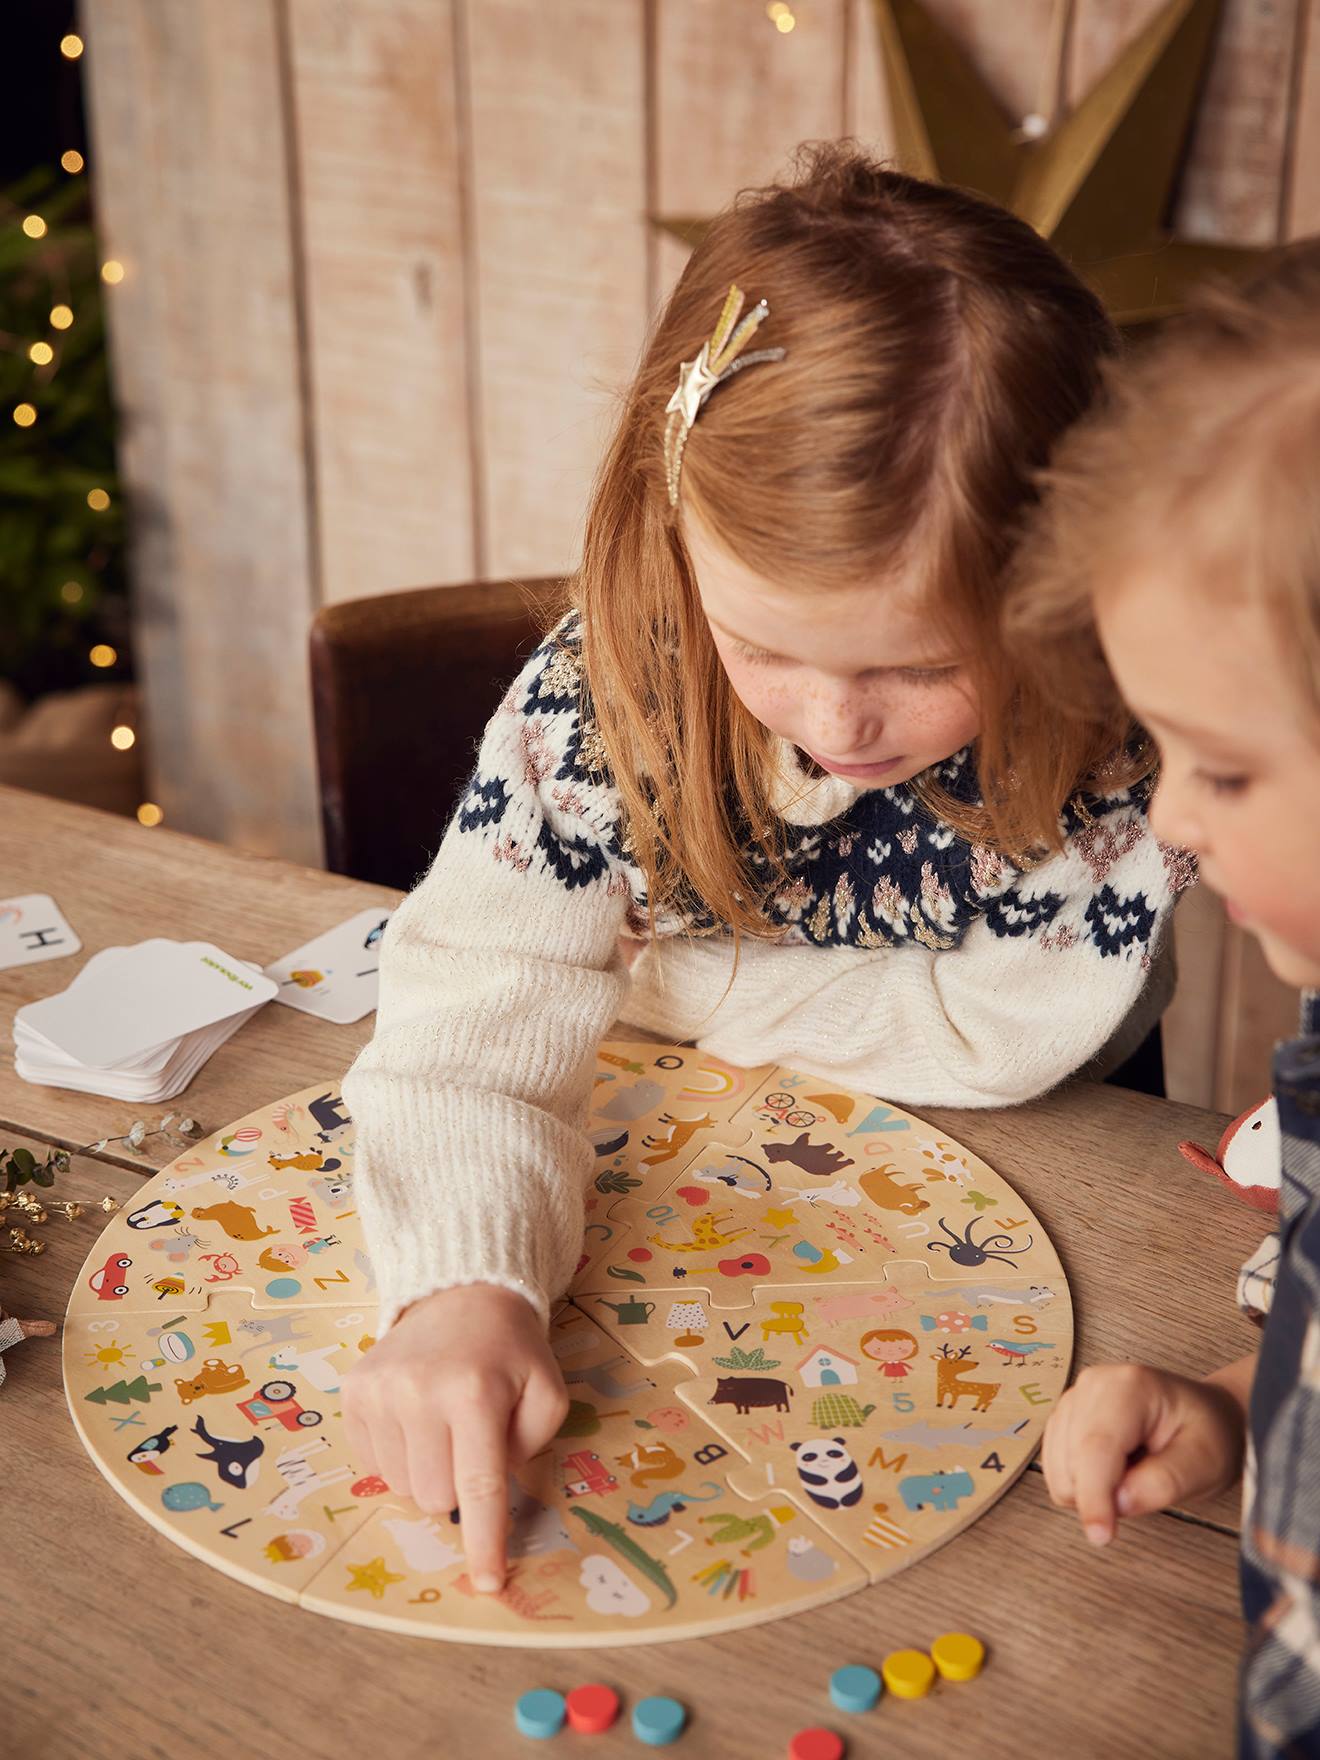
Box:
left=648, top=1211, right=751, bottom=1254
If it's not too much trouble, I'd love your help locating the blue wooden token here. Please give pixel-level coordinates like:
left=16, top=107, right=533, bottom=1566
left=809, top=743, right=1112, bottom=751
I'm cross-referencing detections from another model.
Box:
left=632, top=1696, right=687, bottom=1746
left=830, top=1665, right=882, bottom=1714
left=514, top=1688, right=566, bottom=1739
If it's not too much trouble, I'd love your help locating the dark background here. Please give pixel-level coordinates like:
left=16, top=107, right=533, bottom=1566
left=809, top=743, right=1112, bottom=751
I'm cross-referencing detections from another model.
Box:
left=1, top=1, right=85, bottom=185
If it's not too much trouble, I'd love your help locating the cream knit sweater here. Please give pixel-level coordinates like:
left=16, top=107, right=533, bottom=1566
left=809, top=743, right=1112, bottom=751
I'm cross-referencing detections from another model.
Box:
left=342, top=618, right=1187, bottom=1334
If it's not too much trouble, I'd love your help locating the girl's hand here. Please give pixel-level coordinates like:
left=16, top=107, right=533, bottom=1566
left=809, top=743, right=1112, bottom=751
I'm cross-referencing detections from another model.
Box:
left=1042, top=1356, right=1254, bottom=1546
left=341, top=1282, right=569, bottom=1592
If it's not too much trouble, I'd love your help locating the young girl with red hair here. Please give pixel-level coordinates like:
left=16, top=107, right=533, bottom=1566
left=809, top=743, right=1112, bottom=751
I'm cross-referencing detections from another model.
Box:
left=341, top=143, right=1184, bottom=1591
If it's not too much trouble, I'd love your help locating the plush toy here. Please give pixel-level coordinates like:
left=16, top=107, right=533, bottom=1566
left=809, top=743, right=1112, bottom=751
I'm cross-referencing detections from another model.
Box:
left=1179, top=1096, right=1280, bottom=1212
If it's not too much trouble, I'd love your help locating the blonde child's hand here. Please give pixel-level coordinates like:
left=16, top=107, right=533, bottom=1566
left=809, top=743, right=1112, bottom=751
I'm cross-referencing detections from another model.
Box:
left=341, top=1283, right=569, bottom=1593
left=1042, top=1357, right=1253, bottom=1546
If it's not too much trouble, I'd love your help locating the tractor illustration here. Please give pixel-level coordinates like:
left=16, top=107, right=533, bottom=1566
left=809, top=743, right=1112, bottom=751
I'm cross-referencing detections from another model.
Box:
left=236, top=1379, right=322, bottom=1432
left=560, top=1449, right=619, bottom=1499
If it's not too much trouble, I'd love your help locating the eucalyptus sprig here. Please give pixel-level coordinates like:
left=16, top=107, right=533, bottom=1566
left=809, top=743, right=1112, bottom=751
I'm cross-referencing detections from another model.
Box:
left=0, top=1141, right=67, bottom=1193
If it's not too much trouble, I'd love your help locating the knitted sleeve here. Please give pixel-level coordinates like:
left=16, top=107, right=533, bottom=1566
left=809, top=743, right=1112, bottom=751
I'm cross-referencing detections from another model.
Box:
left=622, top=799, right=1190, bottom=1107
left=341, top=618, right=632, bottom=1334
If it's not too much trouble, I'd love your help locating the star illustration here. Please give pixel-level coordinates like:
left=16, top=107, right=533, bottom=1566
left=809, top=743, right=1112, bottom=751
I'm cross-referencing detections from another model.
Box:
left=346, top=1556, right=407, bottom=1600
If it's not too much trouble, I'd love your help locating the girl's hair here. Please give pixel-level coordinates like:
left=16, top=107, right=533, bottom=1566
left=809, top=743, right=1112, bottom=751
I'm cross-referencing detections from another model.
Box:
left=1007, top=242, right=1320, bottom=733
left=571, top=141, right=1143, bottom=937
left=858, top=1328, right=918, bottom=1357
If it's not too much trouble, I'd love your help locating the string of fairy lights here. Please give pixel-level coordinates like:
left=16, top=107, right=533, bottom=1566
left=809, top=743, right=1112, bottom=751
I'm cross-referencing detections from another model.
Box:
left=13, top=10, right=804, bottom=832
left=8, top=27, right=160, bottom=829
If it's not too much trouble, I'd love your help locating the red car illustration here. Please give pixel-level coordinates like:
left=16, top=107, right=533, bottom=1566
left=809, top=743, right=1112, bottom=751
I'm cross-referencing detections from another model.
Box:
left=87, top=1253, right=133, bottom=1303
left=236, top=1379, right=322, bottom=1431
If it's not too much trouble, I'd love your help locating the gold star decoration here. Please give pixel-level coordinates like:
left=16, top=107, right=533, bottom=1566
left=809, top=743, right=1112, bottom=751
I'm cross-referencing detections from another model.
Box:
left=656, top=0, right=1278, bottom=326
left=345, top=1555, right=407, bottom=1599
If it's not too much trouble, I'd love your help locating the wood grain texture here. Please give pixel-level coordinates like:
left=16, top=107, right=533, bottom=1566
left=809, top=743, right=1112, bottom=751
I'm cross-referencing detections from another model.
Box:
left=1, top=787, right=1264, bottom=1752
left=2, top=1131, right=1245, bottom=1758
left=79, top=0, right=322, bottom=862
left=0, top=786, right=391, bottom=1171
left=1177, top=0, right=1304, bottom=244
left=652, top=0, right=849, bottom=303
left=287, top=0, right=477, bottom=601
left=846, top=0, right=899, bottom=155
left=1286, top=0, right=1320, bottom=234
left=1218, top=918, right=1301, bottom=1115
left=922, top=0, right=1067, bottom=124
left=463, top=0, right=649, bottom=578
left=1068, top=0, right=1308, bottom=245
left=1165, top=882, right=1230, bottom=1109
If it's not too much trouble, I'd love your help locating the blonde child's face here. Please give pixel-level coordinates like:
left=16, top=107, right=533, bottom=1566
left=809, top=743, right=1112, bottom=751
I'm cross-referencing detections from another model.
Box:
left=1097, top=571, right=1320, bottom=988
left=686, top=513, right=980, bottom=787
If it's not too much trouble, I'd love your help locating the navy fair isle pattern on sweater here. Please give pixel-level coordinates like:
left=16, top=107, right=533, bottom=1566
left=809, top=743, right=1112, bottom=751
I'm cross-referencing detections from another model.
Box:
left=453, top=617, right=1181, bottom=959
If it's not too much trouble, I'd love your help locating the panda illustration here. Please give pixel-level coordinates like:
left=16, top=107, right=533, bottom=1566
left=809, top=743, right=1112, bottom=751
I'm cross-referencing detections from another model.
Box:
left=790, top=1436, right=864, bottom=1510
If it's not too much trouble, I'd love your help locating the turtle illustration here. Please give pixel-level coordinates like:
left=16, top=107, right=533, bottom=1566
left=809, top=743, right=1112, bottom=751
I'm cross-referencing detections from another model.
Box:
left=809, top=1392, right=877, bottom=1428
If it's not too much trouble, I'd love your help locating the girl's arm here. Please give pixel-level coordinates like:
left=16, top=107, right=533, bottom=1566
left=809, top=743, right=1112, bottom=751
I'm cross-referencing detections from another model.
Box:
left=623, top=802, right=1182, bottom=1108
left=341, top=622, right=632, bottom=1337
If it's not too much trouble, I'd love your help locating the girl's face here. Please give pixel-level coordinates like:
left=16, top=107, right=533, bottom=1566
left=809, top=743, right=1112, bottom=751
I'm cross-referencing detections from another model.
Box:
left=862, top=1332, right=916, bottom=1363
left=1097, top=569, right=1320, bottom=988
left=686, top=514, right=980, bottom=788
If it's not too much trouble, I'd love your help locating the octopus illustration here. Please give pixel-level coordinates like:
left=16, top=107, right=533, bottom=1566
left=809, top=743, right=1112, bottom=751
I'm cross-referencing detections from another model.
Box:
left=927, top=1215, right=1034, bottom=1270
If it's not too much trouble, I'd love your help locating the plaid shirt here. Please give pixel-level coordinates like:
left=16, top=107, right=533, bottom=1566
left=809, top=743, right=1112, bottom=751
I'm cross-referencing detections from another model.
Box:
left=1240, top=990, right=1320, bottom=1758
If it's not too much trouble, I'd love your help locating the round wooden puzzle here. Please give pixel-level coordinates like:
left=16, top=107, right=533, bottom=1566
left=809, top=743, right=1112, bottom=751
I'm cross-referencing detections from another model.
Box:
left=64, top=1041, right=1072, bottom=1645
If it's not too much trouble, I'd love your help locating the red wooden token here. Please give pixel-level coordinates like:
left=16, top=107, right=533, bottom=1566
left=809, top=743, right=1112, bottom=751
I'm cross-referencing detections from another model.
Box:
left=565, top=1684, right=620, bottom=1734
left=788, top=1730, right=845, bottom=1760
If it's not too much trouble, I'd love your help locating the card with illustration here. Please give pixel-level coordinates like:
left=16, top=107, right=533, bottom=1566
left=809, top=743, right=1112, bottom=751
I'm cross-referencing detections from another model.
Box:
left=265, top=910, right=393, bottom=1025
left=0, top=893, right=81, bottom=970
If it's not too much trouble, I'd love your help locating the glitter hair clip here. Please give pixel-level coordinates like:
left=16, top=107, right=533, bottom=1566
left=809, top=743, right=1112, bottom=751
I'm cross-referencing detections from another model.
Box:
left=663, top=283, right=786, bottom=506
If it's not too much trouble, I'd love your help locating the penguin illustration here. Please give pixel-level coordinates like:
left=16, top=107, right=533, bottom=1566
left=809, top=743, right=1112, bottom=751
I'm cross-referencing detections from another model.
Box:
left=127, top=1198, right=186, bottom=1231
left=127, top=1424, right=178, bottom=1475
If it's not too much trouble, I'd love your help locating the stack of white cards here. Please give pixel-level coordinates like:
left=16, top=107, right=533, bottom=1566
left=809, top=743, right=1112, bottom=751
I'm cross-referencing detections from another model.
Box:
left=13, top=939, right=279, bottom=1102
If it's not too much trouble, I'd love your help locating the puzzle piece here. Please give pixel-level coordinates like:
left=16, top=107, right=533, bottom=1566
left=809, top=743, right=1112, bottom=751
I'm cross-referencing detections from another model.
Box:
left=63, top=1285, right=382, bottom=1598
left=298, top=1300, right=867, bottom=1642
left=575, top=1127, right=1063, bottom=1311
left=65, top=1043, right=1075, bottom=1642
left=66, top=1085, right=372, bottom=1317
left=575, top=1045, right=765, bottom=1288
left=576, top=1270, right=1071, bottom=1585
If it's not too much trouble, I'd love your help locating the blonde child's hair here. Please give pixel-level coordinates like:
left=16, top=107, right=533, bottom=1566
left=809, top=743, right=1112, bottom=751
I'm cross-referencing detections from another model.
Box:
left=1008, top=242, right=1320, bottom=734
left=568, top=142, right=1150, bottom=936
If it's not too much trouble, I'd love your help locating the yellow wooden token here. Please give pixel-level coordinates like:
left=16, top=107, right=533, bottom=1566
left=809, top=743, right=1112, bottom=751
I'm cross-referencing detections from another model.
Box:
left=931, top=1632, right=986, bottom=1682
left=882, top=1649, right=936, bottom=1699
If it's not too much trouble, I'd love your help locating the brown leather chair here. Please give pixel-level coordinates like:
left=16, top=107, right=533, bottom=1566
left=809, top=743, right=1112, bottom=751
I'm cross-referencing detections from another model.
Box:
left=309, top=577, right=565, bottom=891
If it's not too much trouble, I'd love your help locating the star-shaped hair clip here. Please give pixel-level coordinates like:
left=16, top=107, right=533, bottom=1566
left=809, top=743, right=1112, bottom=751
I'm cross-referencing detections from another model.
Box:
left=663, top=283, right=786, bottom=506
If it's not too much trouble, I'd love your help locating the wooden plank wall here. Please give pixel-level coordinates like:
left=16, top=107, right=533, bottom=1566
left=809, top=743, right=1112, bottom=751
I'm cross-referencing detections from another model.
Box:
left=80, top=0, right=1318, bottom=1107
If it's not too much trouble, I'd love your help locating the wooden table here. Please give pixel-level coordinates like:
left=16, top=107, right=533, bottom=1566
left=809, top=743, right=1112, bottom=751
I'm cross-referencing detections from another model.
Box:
left=2, top=784, right=1262, bottom=1760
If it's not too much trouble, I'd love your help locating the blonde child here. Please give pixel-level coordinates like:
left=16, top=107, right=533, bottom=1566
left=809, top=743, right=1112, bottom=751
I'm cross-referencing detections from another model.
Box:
left=340, top=144, right=1184, bottom=1592
left=1018, top=247, right=1320, bottom=1759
